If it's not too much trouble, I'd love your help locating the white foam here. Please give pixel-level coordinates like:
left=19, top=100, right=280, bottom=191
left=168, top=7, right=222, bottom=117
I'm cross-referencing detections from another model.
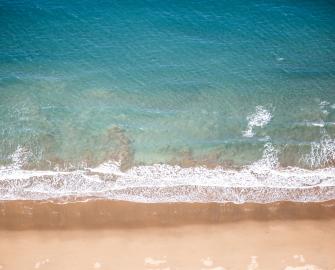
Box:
left=0, top=143, right=335, bottom=203
left=89, top=161, right=124, bottom=176
left=319, top=101, right=330, bottom=107
left=249, top=142, right=278, bottom=172
left=243, top=106, right=272, bottom=138
left=302, top=135, right=335, bottom=168
left=310, top=121, right=325, bottom=127
left=9, top=145, right=31, bottom=170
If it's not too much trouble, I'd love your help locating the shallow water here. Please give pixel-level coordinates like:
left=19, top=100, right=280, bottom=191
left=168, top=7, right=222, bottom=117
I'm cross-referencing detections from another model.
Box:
left=1, top=0, right=335, bottom=201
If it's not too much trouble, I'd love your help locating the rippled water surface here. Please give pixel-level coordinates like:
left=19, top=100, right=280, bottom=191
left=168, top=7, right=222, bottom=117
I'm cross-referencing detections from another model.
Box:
left=1, top=0, right=335, bottom=201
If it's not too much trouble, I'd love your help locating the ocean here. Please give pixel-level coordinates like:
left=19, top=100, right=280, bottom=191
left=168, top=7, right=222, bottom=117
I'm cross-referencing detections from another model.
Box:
left=1, top=0, right=335, bottom=202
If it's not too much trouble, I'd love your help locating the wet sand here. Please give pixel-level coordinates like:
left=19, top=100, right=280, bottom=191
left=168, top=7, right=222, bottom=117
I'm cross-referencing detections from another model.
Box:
left=0, top=200, right=335, bottom=269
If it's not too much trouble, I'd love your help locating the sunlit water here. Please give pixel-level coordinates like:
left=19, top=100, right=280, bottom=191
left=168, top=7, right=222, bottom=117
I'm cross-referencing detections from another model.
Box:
left=1, top=0, right=335, bottom=201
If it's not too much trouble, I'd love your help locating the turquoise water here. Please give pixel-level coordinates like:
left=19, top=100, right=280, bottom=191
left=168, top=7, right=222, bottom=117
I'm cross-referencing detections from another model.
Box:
left=1, top=0, right=335, bottom=171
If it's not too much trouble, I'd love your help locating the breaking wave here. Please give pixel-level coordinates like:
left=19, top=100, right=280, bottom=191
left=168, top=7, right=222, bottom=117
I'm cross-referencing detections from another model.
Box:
left=302, top=135, right=335, bottom=168
left=243, top=106, right=272, bottom=138
left=0, top=144, right=335, bottom=203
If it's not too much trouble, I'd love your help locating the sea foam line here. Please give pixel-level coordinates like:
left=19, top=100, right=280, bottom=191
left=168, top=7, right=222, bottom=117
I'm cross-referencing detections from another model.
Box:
left=1, top=143, right=335, bottom=203
left=0, top=158, right=335, bottom=203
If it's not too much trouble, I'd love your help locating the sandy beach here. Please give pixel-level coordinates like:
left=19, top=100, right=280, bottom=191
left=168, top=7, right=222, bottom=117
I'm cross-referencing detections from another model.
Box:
left=0, top=200, right=334, bottom=270
left=2, top=0, right=335, bottom=269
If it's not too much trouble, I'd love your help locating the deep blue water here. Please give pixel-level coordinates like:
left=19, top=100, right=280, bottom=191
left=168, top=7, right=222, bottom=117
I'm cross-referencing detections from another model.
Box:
left=1, top=0, right=335, bottom=170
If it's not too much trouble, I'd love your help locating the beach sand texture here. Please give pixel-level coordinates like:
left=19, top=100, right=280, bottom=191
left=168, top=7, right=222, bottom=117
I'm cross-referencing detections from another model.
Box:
left=0, top=200, right=334, bottom=270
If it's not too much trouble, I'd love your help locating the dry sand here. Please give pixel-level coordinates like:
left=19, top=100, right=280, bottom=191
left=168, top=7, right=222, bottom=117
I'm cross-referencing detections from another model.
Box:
left=0, top=200, right=334, bottom=270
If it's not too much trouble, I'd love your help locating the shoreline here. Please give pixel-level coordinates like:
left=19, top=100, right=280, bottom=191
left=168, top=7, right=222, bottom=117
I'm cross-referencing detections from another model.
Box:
left=2, top=160, right=335, bottom=203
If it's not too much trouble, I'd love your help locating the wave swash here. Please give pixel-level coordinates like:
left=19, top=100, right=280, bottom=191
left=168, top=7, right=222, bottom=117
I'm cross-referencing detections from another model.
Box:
left=1, top=141, right=335, bottom=203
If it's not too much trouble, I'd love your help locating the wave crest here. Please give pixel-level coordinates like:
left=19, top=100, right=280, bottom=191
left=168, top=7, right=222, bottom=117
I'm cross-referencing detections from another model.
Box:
left=243, top=106, right=272, bottom=138
left=302, top=135, right=335, bottom=168
left=0, top=143, right=335, bottom=203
